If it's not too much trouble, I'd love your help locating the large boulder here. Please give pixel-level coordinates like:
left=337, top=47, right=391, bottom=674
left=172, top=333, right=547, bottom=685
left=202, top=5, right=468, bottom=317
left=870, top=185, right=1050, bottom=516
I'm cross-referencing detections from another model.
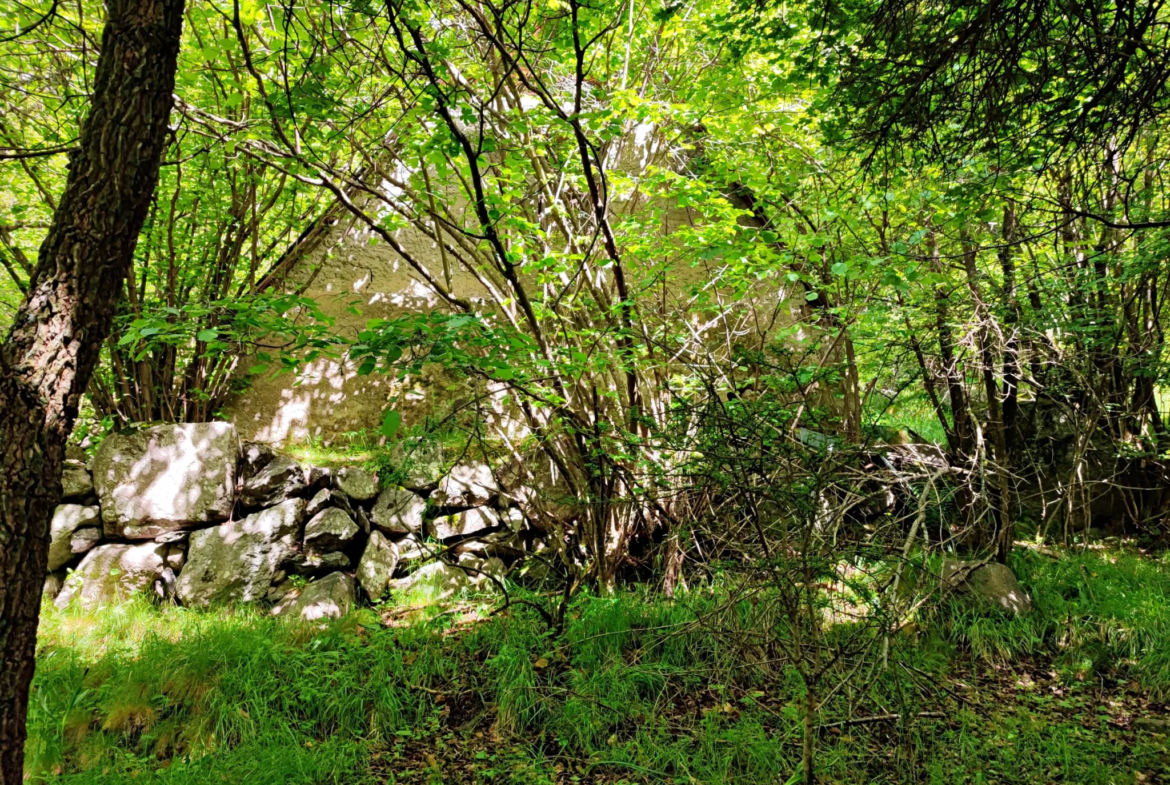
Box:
left=334, top=466, right=378, bottom=502
left=273, top=572, right=354, bottom=621
left=47, top=505, right=101, bottom=571
left=431, top=463, right=498, bottom=508
left=357, top=531, right=399, bottom=600
left=942, top=560, right=1033, bottom=615
left=93, top=422, right=239, bottom=539
left=432, top=507, right=500, bottom=541
left=371, top=487, right=426, bottom=534
left=239, top=456, right=306, bottom=509
left=303, top=508, right=360, bottom=555
left=61, top=460, right=94, bottom=502
left=176, top=498, right=305, bottom=606
left=55, top=542, right=169, bottom=609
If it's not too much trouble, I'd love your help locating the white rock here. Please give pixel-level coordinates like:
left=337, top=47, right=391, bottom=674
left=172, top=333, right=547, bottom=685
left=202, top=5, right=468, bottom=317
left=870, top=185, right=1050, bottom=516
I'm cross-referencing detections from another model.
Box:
left=357, top=531, right=400, bottom=600
left=371, top=487, right=426, bottom=534
left=432, top=507, right=500, bottom=541
left=48, top=505, right=100, bottom=571
left=273, top=572, right=354, bottom=620
left=431, top=463, right=498, bottom=507
left=55, top=542, right=169, bottom=609
left=93, top=423, right=239, bottom=539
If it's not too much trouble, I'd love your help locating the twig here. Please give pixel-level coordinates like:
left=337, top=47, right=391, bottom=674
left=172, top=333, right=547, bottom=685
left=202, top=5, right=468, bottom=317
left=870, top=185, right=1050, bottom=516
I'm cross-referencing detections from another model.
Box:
left=816, top=711, right=945, bottom=731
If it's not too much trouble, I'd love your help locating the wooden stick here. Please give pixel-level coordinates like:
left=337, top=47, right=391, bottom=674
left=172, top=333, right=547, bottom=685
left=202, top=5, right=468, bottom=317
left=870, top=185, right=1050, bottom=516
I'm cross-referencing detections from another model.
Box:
left=816, top=711, right=945, bottom=731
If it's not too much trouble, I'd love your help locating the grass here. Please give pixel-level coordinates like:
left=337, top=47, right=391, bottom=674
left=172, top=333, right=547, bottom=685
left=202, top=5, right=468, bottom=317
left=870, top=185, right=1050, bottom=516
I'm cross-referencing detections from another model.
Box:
left=26, top=548, right=1170, bottom=784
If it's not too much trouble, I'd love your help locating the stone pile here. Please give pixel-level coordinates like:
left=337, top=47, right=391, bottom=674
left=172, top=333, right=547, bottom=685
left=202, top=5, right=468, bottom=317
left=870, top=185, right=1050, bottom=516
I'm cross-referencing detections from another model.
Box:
left=45, top=423, right=548, bottom=620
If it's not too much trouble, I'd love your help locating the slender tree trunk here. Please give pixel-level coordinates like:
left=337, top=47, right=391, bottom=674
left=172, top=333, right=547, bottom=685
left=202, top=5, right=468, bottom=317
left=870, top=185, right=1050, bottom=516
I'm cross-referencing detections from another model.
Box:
left=0, top=0, right=184, bottom=779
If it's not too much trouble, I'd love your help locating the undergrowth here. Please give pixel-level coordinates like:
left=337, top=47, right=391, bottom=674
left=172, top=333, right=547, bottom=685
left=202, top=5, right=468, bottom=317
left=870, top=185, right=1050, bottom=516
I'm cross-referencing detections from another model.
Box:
left=26, top=548, right=1170, bottom=784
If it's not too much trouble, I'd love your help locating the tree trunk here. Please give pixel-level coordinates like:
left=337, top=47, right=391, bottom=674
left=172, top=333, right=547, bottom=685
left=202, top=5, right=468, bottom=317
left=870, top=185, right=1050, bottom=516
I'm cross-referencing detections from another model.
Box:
left=0, top=0, right=184, bottom=779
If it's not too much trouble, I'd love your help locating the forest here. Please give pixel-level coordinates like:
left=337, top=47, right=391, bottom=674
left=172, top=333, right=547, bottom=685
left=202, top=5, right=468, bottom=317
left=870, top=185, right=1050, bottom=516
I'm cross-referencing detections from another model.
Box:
left=1, top=0, right=1169, bottom=782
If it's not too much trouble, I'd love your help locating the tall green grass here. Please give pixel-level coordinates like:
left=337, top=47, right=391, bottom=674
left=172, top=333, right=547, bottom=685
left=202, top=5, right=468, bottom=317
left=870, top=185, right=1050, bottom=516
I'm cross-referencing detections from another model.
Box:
left=26, top=548, right=1170, bottom=784
left=933, top=547, right=1170, bottom=696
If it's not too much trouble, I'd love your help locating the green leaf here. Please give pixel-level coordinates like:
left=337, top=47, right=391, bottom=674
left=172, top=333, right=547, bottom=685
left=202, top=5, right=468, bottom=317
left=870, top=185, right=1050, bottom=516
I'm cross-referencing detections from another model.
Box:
left=197, top=329, right=219, bottom=342
left=381, top=410, right=401, bottom=440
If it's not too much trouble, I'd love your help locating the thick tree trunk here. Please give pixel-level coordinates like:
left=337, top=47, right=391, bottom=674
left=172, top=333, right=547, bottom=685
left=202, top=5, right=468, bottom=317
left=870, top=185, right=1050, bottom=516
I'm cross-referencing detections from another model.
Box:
left=0, top=0, right=184, bottom=779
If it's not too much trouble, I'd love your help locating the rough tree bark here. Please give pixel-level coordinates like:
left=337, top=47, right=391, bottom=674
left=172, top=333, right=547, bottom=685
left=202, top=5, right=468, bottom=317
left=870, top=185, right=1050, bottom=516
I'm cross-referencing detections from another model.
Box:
left=0, top=0, right=184, bottom=779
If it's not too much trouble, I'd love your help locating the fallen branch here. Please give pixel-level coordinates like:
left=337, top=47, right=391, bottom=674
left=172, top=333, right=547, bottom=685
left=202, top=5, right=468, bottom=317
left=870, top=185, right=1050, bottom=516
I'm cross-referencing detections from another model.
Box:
left=816, top=711, right=945, bottom=731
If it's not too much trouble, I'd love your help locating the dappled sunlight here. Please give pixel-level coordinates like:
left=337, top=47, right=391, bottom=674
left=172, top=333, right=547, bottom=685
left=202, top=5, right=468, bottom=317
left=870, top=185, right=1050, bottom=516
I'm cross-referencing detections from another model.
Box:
left=95, top=424, right=236, bottom=533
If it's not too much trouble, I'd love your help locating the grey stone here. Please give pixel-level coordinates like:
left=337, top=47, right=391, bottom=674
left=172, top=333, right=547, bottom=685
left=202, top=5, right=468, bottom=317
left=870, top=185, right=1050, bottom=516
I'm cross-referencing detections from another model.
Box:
left=334, top=466, right=378, bottom=502
left=396, top=535, right=430, bottom=561
left=286, top=551, right=350, bottom=576
left=942, top=560, right=1033, bottom=615
left=69, top=527, right=103, bottom=556
left=175, top=498, right=305, bottom=607
left=274, top=572, right=354, bottom=620
left=354, top=506, right=372, bottom=535
left=457, top=534, right=523, bottom=560
left=432, top=507, right=500, bottom=541
left=391, top=561, right=469, bottom=600
left=393, top=438, right=447, bottom=491
left=61, top=460, right=94, bottom=502
left=305, top=488, right=333, bottom=518
left=371, top=487, right=426, bottom=534
left=431, top=463, right=498, bottom=507
left=303, top=508, right=359, bottom=555
left=240, top=456, right=306, bottom=509
left=304, top=466, right=331, bottom=491
left=357, top=531, right=399, bottom=599
left=457, top=552, right=484, bottom=570
left=55, top=542, right=169, bottom=609
left=48, top=505, right=101, bottom=571
left=154, top=530, right=189, bottom=545
left=266, top=577, right=294, bottom=602
left=240, top=441, right=277, bottom=478
left=93, top=422, right=239, bottom=539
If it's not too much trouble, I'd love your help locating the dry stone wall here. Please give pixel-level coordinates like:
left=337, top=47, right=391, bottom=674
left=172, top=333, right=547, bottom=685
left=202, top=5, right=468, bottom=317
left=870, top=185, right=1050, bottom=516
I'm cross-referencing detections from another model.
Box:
left=46, top=422, right=553, bottom=619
